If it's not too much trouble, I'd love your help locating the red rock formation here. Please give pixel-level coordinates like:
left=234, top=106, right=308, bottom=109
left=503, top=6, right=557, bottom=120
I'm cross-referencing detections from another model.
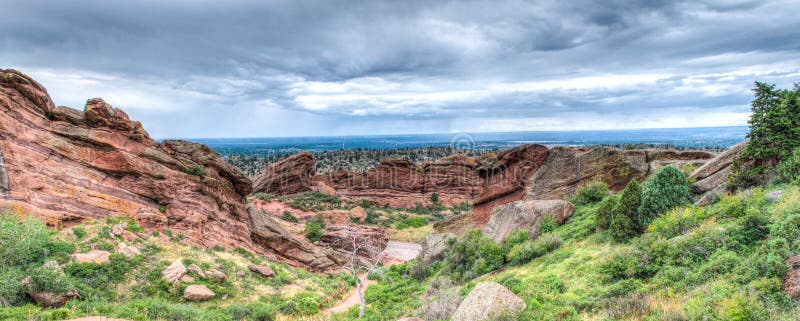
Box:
left=0, top=69, right=252, bottom=249
left=0, top=69, right=344, bottom=271
left=252, top=152, right=315, bottom=195
left=472, top=144, right=550, bottom=225
left=525, top=147, right=715, bottom=201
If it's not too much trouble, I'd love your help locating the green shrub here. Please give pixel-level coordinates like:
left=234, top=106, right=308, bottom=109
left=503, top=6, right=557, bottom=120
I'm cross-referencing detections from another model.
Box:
left=281, top=211, right=299, bottom=223
left=609, top=180, right=642, bottom=241
left=506, top=236, right=561, bottom=266
left=638, top=166, right=690, bottom=230
left=279, top=292, right=321, bottom=315
left=0, top=268, right=26, bottom=306
left=0, top=214, right=51, bottom=267
left=395, top=217, right=427, bottom=230
left=595, top=195, right=618, bottom=231
left=249, top=193, right=276, bottom=202
left=443, top=230, right=504, bottom=281
left=573, top=182, right=609, bottom=205
left=775, top=147, right=800, bottom=184
left=539, top=215, right=558, bottom=234
left=181, top=166, right=205, bottom=178
left=304, top=214, right=326, bottom=242
left=28, top=265, right=73, bottom=293
left=502, top=229, right=529, bottom=254
left=71, top=227, right=87, bottom=239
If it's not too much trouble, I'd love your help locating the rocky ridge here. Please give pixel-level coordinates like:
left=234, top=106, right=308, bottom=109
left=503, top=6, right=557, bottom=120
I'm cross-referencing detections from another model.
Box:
left=0, top=69, right=344, bottom=271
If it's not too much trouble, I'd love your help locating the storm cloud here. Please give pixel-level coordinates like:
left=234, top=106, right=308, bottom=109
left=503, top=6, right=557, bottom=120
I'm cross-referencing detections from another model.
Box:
left=1, top=0, right=798, bottom=137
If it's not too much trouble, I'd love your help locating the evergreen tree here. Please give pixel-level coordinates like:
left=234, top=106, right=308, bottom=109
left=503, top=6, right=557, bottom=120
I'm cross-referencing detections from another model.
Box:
left=595, top=194, right=618, bottom=231
left=729, top=82, right=800, bottom=189
left=638, top=166, right=690, bottom=230
left=609, top=180, right=641, bottom=241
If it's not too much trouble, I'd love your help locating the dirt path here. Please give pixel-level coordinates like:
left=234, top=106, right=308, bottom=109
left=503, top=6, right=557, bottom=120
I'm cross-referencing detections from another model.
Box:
left=325, top=274, right=373, bottom=314
left=324, top=241, right=422, bottom=314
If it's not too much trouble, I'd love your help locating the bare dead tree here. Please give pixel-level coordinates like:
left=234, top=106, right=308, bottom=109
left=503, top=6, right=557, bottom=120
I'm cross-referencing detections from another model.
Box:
left=335, top=223, right=385, bottom=318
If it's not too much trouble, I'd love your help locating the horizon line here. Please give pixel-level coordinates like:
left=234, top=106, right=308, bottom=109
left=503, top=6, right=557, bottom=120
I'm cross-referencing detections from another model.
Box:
left=157, top=125, right=750, bottom=141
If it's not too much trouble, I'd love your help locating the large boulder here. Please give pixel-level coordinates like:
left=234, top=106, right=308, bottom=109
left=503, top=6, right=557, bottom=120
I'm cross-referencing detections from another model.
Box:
left=72, top=250, right=111, bottom=264
left=418, top=233, right=455, bottom=264
left=115, top=243, right=141, bottom=258
left=252, top=152, right=316, bottom=195
left=162, top=260, right=187, bottom=284
left=249, top=264, right=275, bottom=278
left=785, top=255, right=800, bottom=298
left=483, top=200, right=574, bottom=243
left=450, top=282, right=526, bottom=321
left=183, top=284, right=215, bottom=301
left=0, top=69, right=253, bottom=250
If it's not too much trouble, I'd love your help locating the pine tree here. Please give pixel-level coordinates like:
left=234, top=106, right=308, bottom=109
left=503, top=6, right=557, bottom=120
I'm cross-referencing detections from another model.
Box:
left=609, top=180, right=641, bottom=241
left=595, top=195, right=618, bottom=231
left=638, top=166, right=689, bottom=230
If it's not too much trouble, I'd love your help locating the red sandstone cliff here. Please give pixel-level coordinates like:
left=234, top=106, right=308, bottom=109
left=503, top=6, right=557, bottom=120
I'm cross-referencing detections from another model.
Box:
left=0, top=69, right=343, bottom=271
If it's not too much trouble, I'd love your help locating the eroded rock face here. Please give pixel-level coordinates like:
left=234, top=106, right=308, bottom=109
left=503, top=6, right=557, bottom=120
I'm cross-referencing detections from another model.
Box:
left=472, top=144, right=550, bottom=225
left=690, top=141, right=747, bottom=205
left=418, top=233, right=455, bottom=264
left=252, top=152, right=315, bottom=195
left=450, top=282, right=526, bottom=321
left=0, top=69, right=253, bottom=250
left=248, top=207, right=346, bottom=271
left=483, top=200, right=574, bottom=243
left=525, top=147, right=714, bottom=201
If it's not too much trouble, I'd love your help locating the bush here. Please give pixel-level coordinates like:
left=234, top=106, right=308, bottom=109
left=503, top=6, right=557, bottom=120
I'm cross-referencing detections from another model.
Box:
left=0, top=214, right=51, bottom=267
left=304, top=214, right=326, bottom=242
left=395, top=217, right=427, bottom=230
left=443, top=230, right=504, bottom=281
left=181, top=166, right=205, bottom=178
left=609, top=180, right=642, bottom=241
left=506, top=236, right=561, bottom=266
left=595, top=195, right=618, bottom=231
left=280, top=211, right=299, bottom=223
left=278, top=292, right=321, bottom=315
left=71, top=227, right=87, bottom=239
left=775, top=147, right=800, bottom=184
left=573, top=182, right=609, bottom=205
left=638, top=166, right=690, bottom=229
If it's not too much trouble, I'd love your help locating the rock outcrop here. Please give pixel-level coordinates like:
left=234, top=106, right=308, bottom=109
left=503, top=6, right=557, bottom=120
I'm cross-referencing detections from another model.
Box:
left=483, top=200, right=574, bottom=243
left=418, top=233, right=454, bottom=264
left=472, top=144, right=550, bottom=225
left=0, top=69, right=253, bottom=250
left=0, top=69, right=351, bottom=272
left=450, top=282, right=526, bottom=321
left=252, top=152, right=316, bottom=195
left=249, top=264, right=276, bottom=278
left=786, top=255, right=800, bottom=298
left=690, top=141, right=747, bottom=205
left=248, top=207, right=345, bottom=271
left=162, top=260, right=187, bottom=284
left=183, top=284, right=215, bottom=301
left=525, top=147, right=713, bottom=200
left=72, top=250, right=111, bottom=264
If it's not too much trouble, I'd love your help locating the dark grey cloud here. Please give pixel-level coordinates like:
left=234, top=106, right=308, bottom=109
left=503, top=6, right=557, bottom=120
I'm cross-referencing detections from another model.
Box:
left=1, top=0, right=798, bottom=137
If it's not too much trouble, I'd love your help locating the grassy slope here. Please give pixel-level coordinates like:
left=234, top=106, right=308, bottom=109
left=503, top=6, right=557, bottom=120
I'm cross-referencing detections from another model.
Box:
left=0, top=217, right=354, bottom=321
left=352, top=185, right=800, bottom=321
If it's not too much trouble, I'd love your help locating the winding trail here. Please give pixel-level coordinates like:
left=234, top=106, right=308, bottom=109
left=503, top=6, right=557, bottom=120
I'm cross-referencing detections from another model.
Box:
left=324, top=241, right=422, bottom=314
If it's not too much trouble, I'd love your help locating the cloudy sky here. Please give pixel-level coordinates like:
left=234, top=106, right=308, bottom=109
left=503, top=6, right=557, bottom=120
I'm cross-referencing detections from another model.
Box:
left=2, top=0, right=799, bottom=138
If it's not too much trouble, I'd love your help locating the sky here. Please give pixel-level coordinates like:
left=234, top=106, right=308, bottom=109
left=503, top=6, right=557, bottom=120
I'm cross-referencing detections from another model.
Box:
left=2, top=0, right=799, bottom=138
